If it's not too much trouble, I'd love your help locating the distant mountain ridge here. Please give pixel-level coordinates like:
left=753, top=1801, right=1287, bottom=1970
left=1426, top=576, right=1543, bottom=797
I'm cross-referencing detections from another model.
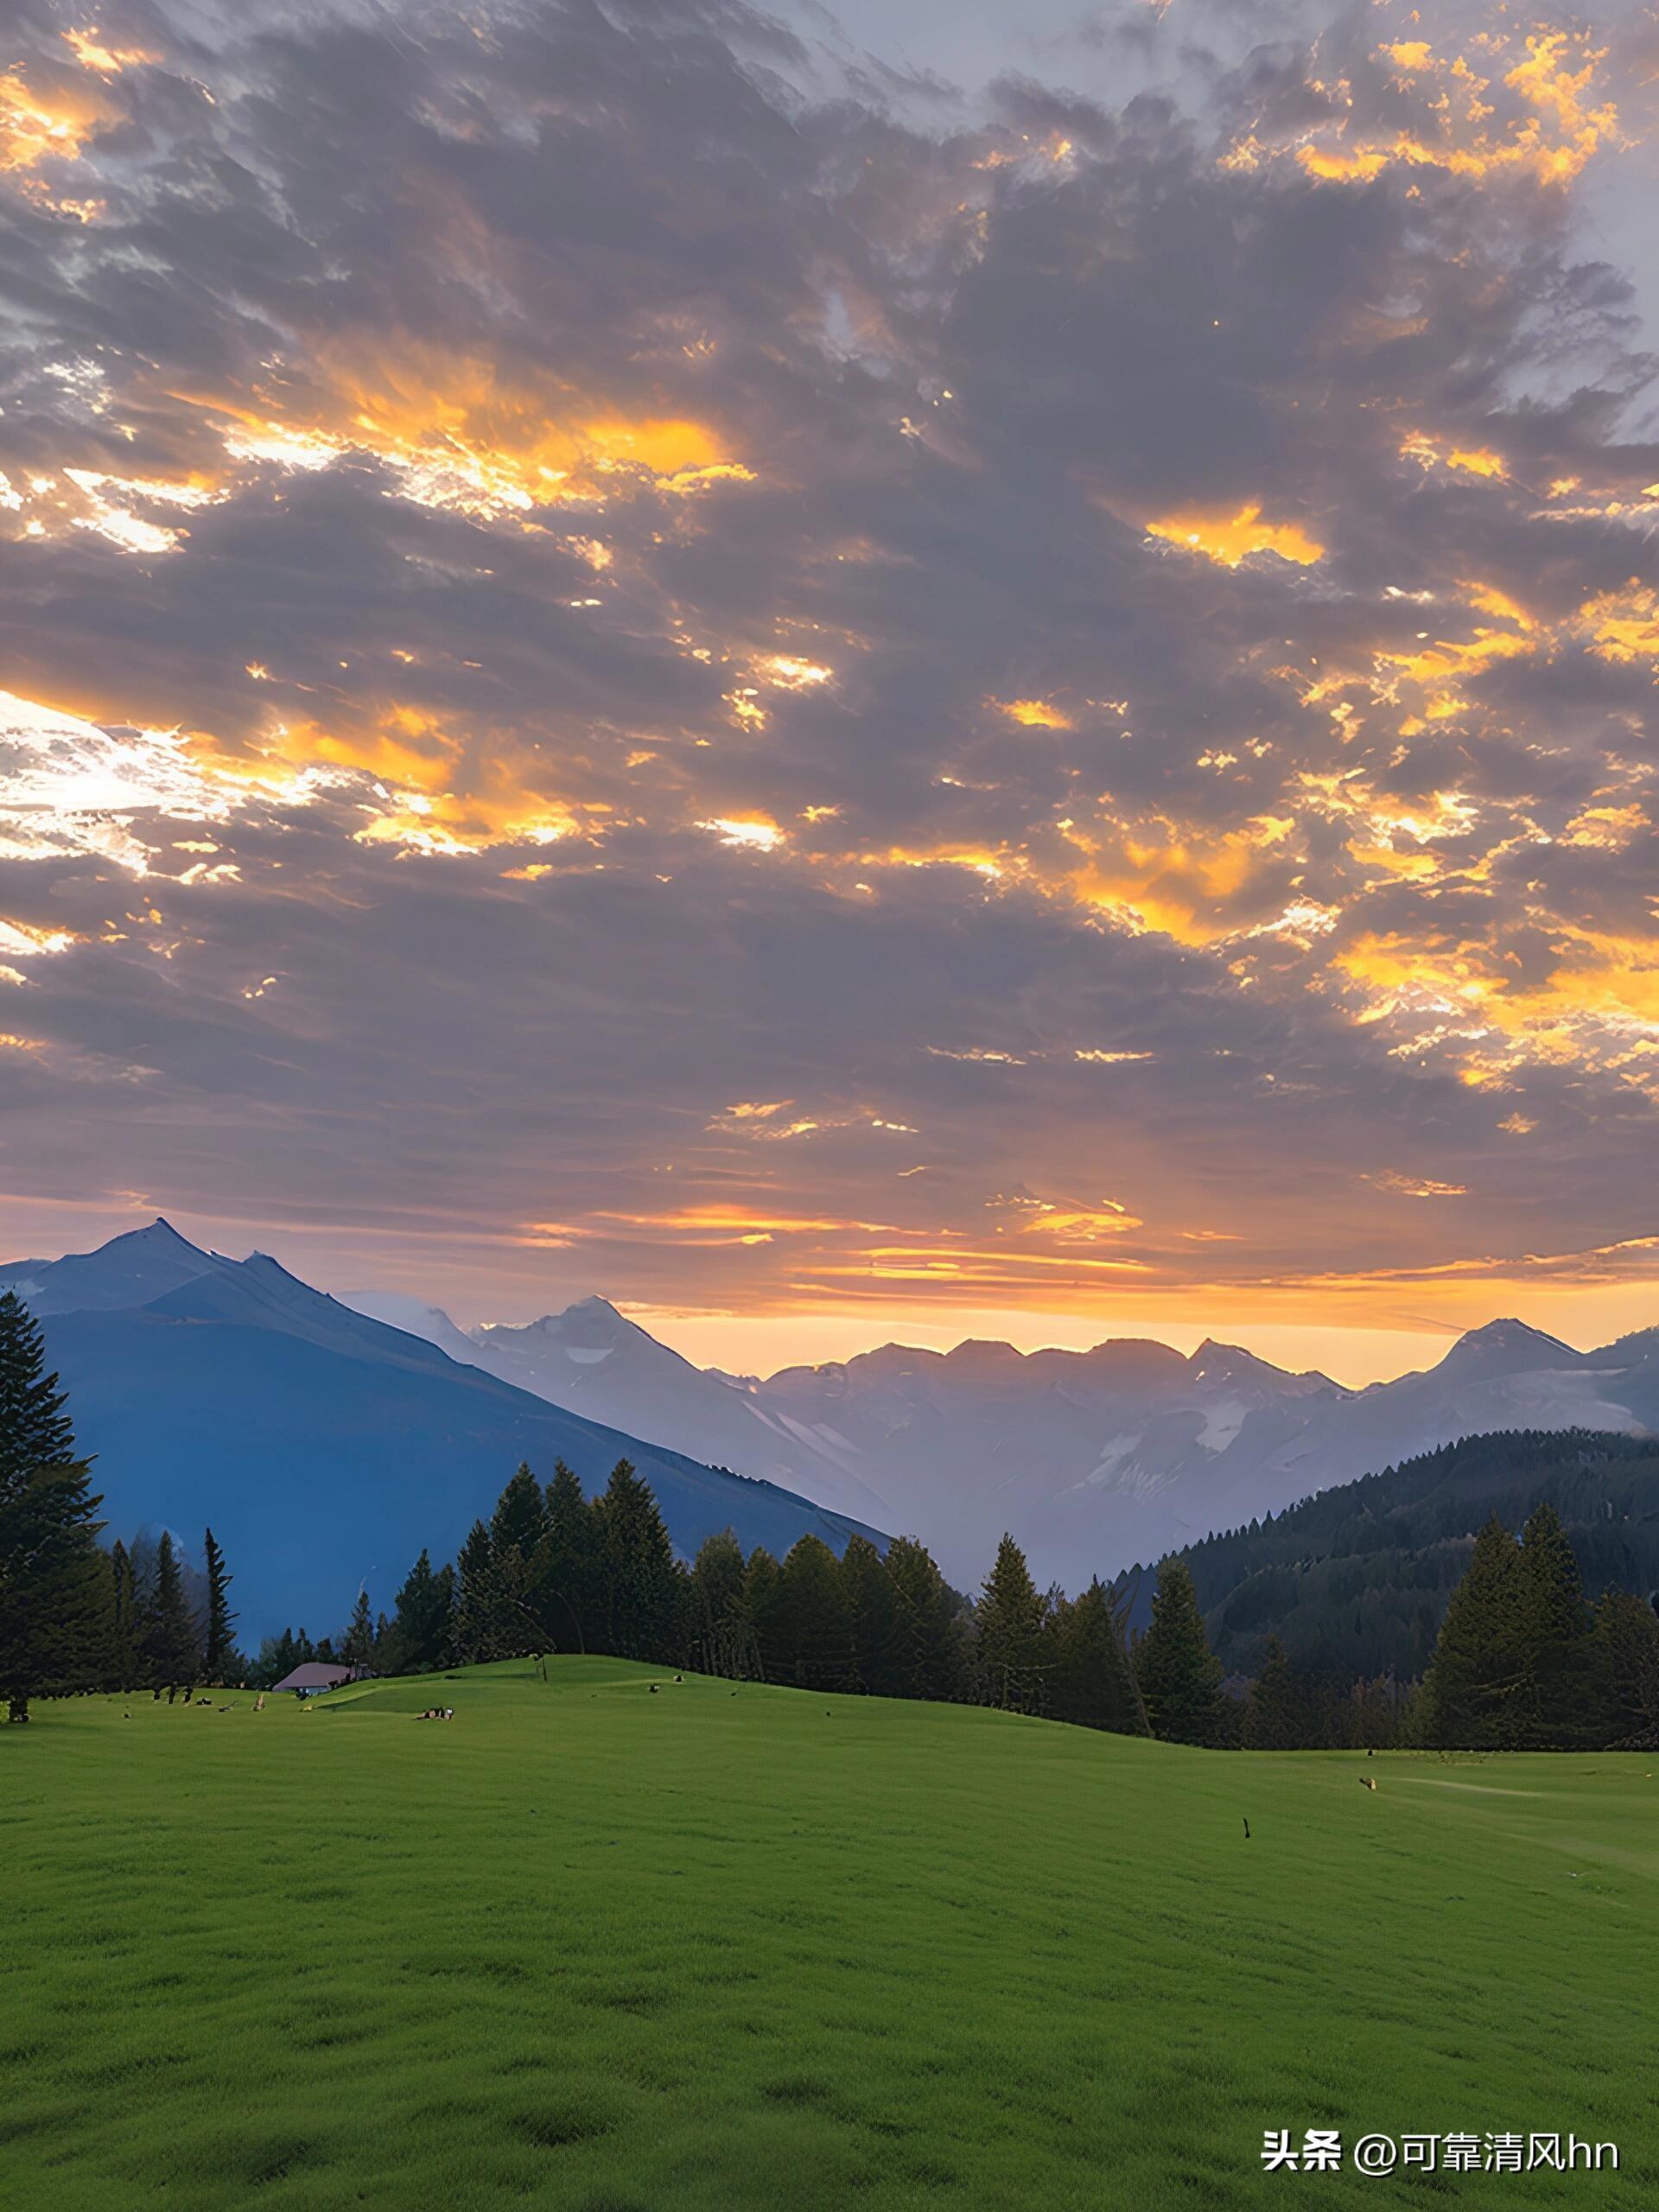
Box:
left=1, top=1223, right=887, bottom=1640
left=344, top=1284, right=1659, bottom=1592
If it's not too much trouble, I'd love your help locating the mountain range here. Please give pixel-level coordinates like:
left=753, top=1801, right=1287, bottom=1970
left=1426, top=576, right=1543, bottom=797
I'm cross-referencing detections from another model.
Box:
left=11, top=1218, right=1659, bottom=1629
left=347, top=1287, right=1659, bottom=1592
left=0, top=1223, right=885, bottom=1641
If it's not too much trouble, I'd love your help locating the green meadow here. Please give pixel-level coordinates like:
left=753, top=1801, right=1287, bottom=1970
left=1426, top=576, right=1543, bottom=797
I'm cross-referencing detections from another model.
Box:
left=5, top=1659, right=1656, bottom=2209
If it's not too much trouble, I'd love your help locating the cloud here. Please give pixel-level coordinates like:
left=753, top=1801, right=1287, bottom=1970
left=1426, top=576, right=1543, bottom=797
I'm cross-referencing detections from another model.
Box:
left=1, top=0, right=1656, bottom=1327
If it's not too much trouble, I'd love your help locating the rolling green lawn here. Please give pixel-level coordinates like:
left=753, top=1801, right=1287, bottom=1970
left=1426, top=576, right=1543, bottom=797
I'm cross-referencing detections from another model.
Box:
left=5, top=1660, right=1656, bottom=2209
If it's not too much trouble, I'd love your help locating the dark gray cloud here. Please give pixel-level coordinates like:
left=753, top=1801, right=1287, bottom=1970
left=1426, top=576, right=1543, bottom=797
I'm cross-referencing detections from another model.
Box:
left=2, top=0, right=1657, bottom=1343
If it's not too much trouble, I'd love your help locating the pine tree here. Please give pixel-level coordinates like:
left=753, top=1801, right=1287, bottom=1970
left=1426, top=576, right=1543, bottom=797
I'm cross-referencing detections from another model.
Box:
left=1052, top=1578, right=1148, bottom=1735
left=0, top=1294, right=105, bottom=1719
left=1135, top=1556, right=1227, bottom=1745
left=479, top=1463, right=549, bottom=1652
left=885, top=1536, right=968, bottom=1702
left=1243, top=1636, right=1309, bottom=1749
left=1421, top=1516, right=1528, bottom=1748
left=452, top=1517, right=510, bottom=1662
left=492, top=1461, right=548, bottom=1561
left=840, top=1535, right=903, bottom=1695
left=1593, top=1587, right=1659, bottom=1746
left=386, top=1549, right=455, bottom=1675
left=976, top=1534, right=1050, bottom=1713
left=778, top=1535, right=854, bottom=1690
left=109, top=1538, right=139, bottom=1694
left=1516, top=1503, right=1598, bottom=1746
left=0, top=1291, right=76, bottom=1482
left=339, top=1588, right=376, bottom=1669
left=744, top=1547, right=787, bottom=1681
left=690, top=1529, right=756, bottom=1678
left=200, top=1527, right=238, bottom=1681
left=594, top=1460, right=683, bottom=1663
left=535, top=1461, right=598, bottom=1653
left=140, top=1531, right=201, bottom=1693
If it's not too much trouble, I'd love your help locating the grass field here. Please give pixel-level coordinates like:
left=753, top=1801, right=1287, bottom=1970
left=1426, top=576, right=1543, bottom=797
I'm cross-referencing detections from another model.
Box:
left=5, top=1659, right=1656, bottom=2209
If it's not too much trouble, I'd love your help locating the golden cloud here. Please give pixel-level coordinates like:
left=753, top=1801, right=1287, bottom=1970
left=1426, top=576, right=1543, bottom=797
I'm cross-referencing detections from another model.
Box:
left=1146, top=504, right=1325, bottom=569
left=1228, top=29, right=1621, bottom=189
left=171, top=337, right=750, bottom=522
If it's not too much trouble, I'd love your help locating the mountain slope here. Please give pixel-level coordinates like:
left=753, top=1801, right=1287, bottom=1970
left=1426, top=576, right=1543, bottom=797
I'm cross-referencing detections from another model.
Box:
left=16, top=1224, right=887, bottom=1641
left=1168, top=1427, right=1659, bottom=1685
left=466, top=1298, right=894, bottom=1525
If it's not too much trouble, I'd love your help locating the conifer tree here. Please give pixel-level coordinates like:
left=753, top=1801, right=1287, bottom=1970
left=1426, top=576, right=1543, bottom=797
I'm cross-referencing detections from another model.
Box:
left=1593, top=1587, right=1659, bottom=1746
left=492, top=1461, right=548, bottom=1561
left=885, top=1536, right=968, bottom=1702
left=779, top=1535, right=854, bottom=1690
left=594, top=1460, right=683, bottom=1662
left=1135, top=1555, right=1227, bottom=1745
left=0, top=1291, right=76, bottom=1481
left=387, top=1548, right=455, bottom=1674
left=536, top=1460, right=598, bottom=1652
left=452, top=1518, right=509, bottom=1662
left=0, top=1294, right=105, bottom=1719
left=976, top=1534, right=1050, bottom=1714
left=140, top=1531, right=201, bottom=1692
left=690, top=1529, right=756, bottom=1678
left=109, top=1538, right=139, bottom=1693
left=839, top=1535, right=903, bottom=1695
left=341, top=1588, right=377, bottom=1669
left=744, top=1547, right=787, bottom=1681
left=1243, top=1635, right=1309, bottom=1749
left=480, top=1463, right=547, bottom=1650
left=200, top=1527, right=238, bottom=1681
left=1052, top=1578, right=1148, bottom=1735
left=1516, top=1503, right=1598, bottom=1746
left=1421, top=1516, right=1528, bottom=1747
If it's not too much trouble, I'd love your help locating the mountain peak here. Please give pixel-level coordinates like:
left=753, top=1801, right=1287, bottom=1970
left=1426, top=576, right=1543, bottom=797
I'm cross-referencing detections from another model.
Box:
left=543, top=1294, right=632, bottom=1334
left=1188, top=1338, right=1278, bottom=1379
left=1433, top=1317, right=1584, bottom=1382
left=127, top=1216, right=201, bottom=1251
left=6, top=1216, right=219, bottom=1316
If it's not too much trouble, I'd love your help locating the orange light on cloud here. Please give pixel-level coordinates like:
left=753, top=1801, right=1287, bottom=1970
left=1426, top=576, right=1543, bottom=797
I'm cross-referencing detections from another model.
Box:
left=61, top=27, right=158, bottom=74
left=0, top=66, right=110, bottom=170
left=995, top=698, right=1073, bottom=728
left=1227, top=29, right=1620, bottom=190
left=173, top=338, right=750, bottom=522
left=1400, top=432, right=1508, bottom=479
left=1580, top=582, right=1659, bottom=664
left=1146, top=504, right=1324, bottom=568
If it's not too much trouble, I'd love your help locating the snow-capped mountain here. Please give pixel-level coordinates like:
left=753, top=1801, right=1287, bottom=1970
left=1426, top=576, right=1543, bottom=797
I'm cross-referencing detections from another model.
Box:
left=346, top=1290, right=893, bottom=1526
left=341, top=1287, right=1659, bottom=1591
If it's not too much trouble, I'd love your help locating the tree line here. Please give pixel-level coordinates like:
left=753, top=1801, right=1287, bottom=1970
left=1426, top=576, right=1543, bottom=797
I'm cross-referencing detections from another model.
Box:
left=0, top=1285, right=368, bottom=1708
left=1129, top=1503, right=1659, bottom=1752
left=0, top=1292, right=244, bottom=1716
left=252, top=1463, right=1153, bottom=1738
left=7, top=1284, right=1658, bottom=1750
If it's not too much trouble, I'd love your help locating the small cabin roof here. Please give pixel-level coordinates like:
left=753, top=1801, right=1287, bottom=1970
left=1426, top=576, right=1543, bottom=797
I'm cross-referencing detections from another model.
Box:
left=270, top=1662, right=362, bottom=1692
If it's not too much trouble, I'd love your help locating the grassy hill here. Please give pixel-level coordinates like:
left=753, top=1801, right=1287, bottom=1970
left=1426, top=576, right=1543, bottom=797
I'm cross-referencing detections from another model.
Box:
left=5, top=1659, right=1656, bottom=2208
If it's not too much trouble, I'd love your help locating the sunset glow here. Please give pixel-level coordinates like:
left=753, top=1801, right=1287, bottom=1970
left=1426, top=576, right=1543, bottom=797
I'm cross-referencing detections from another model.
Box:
left=3, top=0, right=1658, bottom=1373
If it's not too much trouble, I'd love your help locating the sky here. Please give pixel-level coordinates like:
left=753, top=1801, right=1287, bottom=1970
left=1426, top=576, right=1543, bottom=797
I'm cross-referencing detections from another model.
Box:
left=3, top=0, right=1659, bottom=1383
